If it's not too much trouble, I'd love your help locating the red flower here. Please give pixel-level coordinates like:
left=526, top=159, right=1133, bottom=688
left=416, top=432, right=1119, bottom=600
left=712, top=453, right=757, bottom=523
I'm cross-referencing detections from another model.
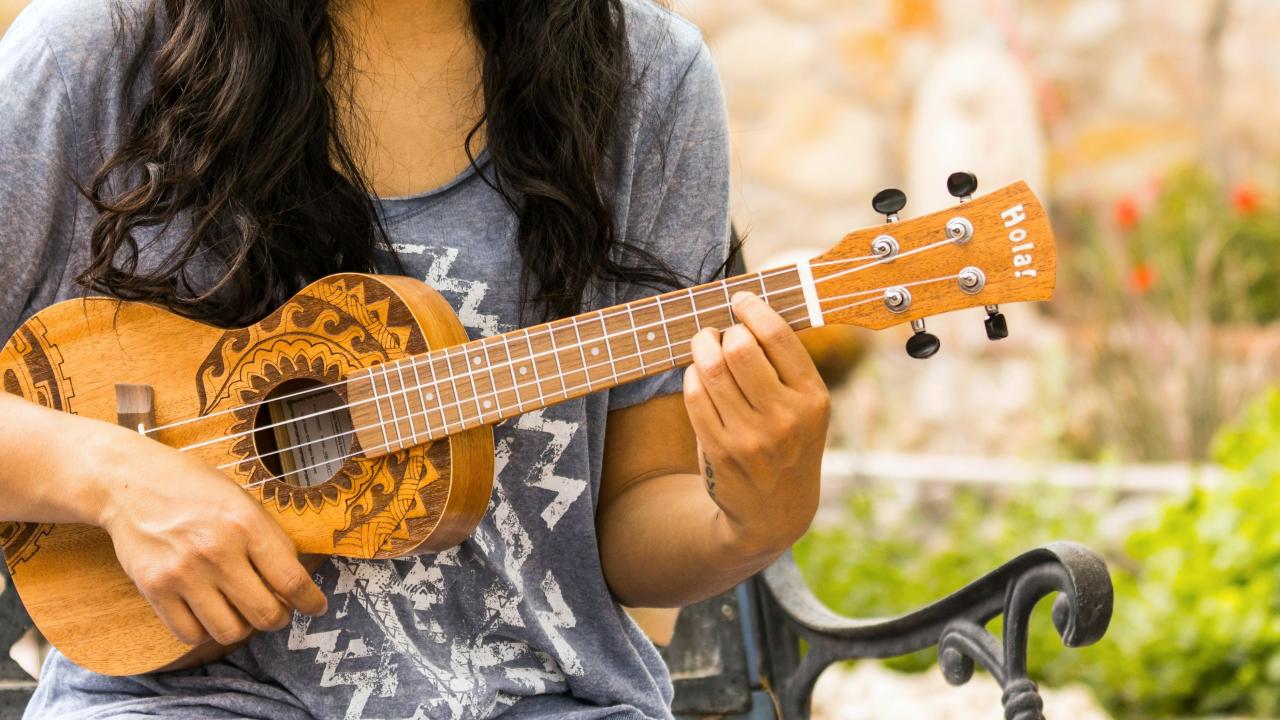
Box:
left=1232, top=182, right=1261, bottom=216
left=1113, top=196, right=1140, bottom=230
left=1128, top=263, right=1157, bottom=295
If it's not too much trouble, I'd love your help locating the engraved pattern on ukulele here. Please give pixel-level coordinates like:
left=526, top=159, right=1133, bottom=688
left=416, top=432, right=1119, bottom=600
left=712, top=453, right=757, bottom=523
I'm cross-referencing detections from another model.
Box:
left=193, top=276, right=445, bottom=559
left=0, top=318, right=71, bottom=573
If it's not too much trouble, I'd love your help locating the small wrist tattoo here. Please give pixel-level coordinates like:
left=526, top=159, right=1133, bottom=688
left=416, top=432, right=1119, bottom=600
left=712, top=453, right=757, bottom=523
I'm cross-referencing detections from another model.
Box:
left=703, top=452, right=716, bottom=499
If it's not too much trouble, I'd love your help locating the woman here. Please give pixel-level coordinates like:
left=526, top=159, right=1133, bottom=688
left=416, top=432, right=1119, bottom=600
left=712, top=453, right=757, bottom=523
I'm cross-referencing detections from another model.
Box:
left=0, top=0, right=829, bottom=717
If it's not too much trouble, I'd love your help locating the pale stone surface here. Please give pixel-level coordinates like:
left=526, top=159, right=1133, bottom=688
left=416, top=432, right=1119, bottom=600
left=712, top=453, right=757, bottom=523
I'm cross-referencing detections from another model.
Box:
left=811, top=663, right=1112, bottom=720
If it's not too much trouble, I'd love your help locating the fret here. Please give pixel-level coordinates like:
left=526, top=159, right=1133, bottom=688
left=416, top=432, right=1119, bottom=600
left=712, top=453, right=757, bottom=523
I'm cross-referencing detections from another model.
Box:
left=521, top=329, right=547, bottom=407
left=412, top=354, right=446, bottom=439
left=722, top=280, right=735, bottom=327
left=458, top=347, right=485, bottom=421
left=624, top=303, right=652, bottom=377
left=541, top=325, right=572, bottom=399
left=439, top=347, right=480, bottom=428
left=427, top=352, right=462, bottom=434
left=654, top=295, right=678, bottom=368
left=569, top=318, right=595, bottom=392
left=463, top=342, right=498, bottom=421
left=479, top=339, right=507, bottom=419
left=687, top=287, right=702, bottom=333
left=377, top=363, right=405, bottom=450
left=602, top=308, right=642, bottom=381
left=551, top=321, right=591, bottom=396
left=394, top=359, right=421, bottom=444
left=761, top=267, right=811, bottom=330
left=698, top=281, right=735, bottom=330
left=596, top=313, right=621, bottom=385
left=495, top=334, right=525, bottom=414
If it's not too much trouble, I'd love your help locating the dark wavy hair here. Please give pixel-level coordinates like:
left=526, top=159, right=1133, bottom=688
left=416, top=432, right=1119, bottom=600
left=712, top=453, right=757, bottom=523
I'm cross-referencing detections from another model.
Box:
left=79, top=0, right=689, bottom=327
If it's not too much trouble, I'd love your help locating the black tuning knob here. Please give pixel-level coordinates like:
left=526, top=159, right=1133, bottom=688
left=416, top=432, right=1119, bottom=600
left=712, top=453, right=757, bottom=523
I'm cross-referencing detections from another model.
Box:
left=984, top=305, right=1008, bottom=341
left=872, top=188, right=907, bottom=221
left=906, top=319, right=940, bottom=359
left=947, top=172, right=979, bottom=202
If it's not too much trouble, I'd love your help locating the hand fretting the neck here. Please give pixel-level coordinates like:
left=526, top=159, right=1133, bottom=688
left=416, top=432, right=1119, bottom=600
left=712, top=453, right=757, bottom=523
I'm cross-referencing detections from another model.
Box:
left=347, top=265, right=811, bottom=457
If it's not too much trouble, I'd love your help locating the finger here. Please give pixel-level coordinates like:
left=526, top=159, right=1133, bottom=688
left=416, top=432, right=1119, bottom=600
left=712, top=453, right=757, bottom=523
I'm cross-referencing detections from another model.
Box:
left=719, top=324, right=785, bottom=411
left=184, top=587, right=252, bottom=647
left=731, top=292, right=821, bottom=389
left=151, top=593, right=210, bottom=646
left=689, top=328, right=754, bottom=422
left=249, top=537, right=328, bottom=617
left=683, top=361, right=724, bottom=437
left=217, top=556, right=294, bottom=632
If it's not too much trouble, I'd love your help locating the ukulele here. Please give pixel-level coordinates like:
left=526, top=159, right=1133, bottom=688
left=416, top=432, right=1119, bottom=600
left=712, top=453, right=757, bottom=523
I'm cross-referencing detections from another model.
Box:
left=0, top=176, right=1055, bottom=676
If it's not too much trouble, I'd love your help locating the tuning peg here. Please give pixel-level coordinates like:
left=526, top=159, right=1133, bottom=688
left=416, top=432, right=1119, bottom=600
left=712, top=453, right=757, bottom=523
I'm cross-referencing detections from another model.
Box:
left=872, top=188, right=907, bottom=222
left=984, top=305, right=1008, bottom=341
left=947, top=172, right=979, bottom=203
left=906, top=319, right=941, bottom=359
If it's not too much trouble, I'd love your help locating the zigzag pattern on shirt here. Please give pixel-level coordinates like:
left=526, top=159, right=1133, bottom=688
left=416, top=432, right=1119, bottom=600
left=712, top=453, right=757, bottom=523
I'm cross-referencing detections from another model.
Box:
left=391, top=244, right=502, bottom=336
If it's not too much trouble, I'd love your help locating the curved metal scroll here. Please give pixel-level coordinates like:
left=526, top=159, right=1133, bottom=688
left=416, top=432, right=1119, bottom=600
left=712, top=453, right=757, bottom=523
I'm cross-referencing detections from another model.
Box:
left=754, top=542, right=1113, bottom=720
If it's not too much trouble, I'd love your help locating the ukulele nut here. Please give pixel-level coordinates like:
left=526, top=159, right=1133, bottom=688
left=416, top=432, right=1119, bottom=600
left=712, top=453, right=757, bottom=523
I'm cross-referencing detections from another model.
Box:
left=946, top=217, right=975, bottom=244
left=883, top=286, right=913, bottom=314
left=957, top=267, right=986, bottom=295
left=871, top=235, right=900, bottom=262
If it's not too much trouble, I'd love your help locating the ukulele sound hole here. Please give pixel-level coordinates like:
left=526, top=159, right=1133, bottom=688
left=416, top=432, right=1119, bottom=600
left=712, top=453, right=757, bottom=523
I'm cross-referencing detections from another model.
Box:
left=252, top=379, right=355, bottom=488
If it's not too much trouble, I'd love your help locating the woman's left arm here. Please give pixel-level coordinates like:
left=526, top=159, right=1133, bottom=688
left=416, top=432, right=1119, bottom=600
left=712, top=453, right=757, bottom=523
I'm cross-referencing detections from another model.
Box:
left=597, top=291, right=830, bottom=608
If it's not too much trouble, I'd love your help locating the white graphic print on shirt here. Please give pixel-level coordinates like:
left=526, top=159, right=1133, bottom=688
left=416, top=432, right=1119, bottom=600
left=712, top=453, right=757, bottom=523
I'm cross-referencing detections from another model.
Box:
left=285, top=252, right=588, bottom=720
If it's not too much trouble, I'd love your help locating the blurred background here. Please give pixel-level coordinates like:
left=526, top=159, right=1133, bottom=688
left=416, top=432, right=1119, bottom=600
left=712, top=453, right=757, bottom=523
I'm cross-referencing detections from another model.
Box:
left=5, top=0, right=1280, bottom=717
left=671, top=0, right=1280, bottom=717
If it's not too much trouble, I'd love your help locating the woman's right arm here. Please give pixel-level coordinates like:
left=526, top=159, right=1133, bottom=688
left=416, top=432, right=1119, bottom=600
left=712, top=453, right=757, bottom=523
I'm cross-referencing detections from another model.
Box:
left=0, top=392, right=327, bottom=646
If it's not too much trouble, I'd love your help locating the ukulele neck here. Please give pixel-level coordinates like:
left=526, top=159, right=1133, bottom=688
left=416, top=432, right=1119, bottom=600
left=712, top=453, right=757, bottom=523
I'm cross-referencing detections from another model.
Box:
left=347, top=265, right=816, bottom=457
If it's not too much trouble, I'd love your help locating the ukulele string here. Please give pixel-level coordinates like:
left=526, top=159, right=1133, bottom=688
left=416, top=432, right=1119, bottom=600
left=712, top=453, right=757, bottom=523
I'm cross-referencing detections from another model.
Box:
left=168, top=237, right=960, bottom=453
left=223, top=294, right=822, bottom=472
left=179, top=278, right=799, bottom=454
left=146, top=263, right=809, bottom=438
left=229, top=271, right=961, bottom=482
left=143, top=249, right=893, bottom=439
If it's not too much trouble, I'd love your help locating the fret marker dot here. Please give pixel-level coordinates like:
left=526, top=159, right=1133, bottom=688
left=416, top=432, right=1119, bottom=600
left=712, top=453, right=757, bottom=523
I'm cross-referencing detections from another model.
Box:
left=519, top=366, right=529, bottom=375
left=426, top=393, right=435, bottom=401
left=472, top=356, right=482, bottom=366
left=483, top=400, right=492, bottom=409
left=591, top=347, right=600, bottom=356
left=646, top=331, right=656, bottom=342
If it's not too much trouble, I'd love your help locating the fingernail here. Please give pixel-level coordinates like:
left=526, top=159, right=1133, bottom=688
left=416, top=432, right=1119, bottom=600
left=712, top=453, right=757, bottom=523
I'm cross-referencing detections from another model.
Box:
left=731, top=291, right=757, bottom=305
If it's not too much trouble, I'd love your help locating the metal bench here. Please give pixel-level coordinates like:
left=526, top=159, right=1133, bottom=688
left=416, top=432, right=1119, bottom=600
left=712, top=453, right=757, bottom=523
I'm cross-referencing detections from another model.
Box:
left=662, top=543, right=1112, bottom=719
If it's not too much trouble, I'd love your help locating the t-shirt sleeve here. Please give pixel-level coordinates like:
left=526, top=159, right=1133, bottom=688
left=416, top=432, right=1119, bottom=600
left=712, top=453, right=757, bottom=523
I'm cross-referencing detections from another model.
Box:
left=0, top=5, right=83, bottom=341
left=606, top=39, right=732, bottom=412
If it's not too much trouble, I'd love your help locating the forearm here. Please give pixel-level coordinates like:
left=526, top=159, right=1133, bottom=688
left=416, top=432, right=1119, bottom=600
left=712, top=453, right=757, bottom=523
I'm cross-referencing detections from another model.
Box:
left=597, top=471, right=790, bottom=608
left=0, top=392, right=119, bottom=525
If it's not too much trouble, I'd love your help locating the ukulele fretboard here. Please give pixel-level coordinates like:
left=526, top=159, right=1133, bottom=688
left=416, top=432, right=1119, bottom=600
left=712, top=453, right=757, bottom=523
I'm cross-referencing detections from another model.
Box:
left=347, top=265, right=812, bottom=457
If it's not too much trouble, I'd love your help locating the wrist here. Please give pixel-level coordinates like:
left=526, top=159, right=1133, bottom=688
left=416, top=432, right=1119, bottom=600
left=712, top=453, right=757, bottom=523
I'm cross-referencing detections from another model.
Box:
left=73, top=422, right=138, bottom=529
left=711, top=510, right=797, bottom=567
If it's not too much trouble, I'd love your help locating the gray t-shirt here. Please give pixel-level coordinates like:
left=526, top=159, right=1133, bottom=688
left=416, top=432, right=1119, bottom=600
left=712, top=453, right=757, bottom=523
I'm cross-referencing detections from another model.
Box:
left=0, top=1, right=730, bottom=718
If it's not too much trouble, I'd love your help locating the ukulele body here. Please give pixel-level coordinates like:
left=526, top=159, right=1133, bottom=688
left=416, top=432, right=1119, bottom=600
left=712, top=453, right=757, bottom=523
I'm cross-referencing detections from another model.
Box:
left=0, top=273, right=494, bottom=676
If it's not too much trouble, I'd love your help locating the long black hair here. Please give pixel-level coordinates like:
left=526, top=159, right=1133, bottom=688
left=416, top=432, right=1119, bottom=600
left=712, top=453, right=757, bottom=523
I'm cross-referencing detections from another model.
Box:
left=79, top=0, right=687, bottom=327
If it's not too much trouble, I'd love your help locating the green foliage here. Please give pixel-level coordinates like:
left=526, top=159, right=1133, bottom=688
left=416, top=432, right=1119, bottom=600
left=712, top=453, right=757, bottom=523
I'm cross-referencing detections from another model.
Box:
left=795, top=389, right=1280, bottom=716
left=793, top=483, right=1103, bottom=675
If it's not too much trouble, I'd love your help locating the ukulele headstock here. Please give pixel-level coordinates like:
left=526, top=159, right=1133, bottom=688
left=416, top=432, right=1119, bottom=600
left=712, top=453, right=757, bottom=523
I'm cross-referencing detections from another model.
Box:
left=808, top=178, right=1055, bottom=353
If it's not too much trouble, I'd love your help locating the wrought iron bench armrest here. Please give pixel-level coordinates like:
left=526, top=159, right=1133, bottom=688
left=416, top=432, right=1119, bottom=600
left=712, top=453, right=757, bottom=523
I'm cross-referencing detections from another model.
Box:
left=753, top=541, right=1113, bottom=720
